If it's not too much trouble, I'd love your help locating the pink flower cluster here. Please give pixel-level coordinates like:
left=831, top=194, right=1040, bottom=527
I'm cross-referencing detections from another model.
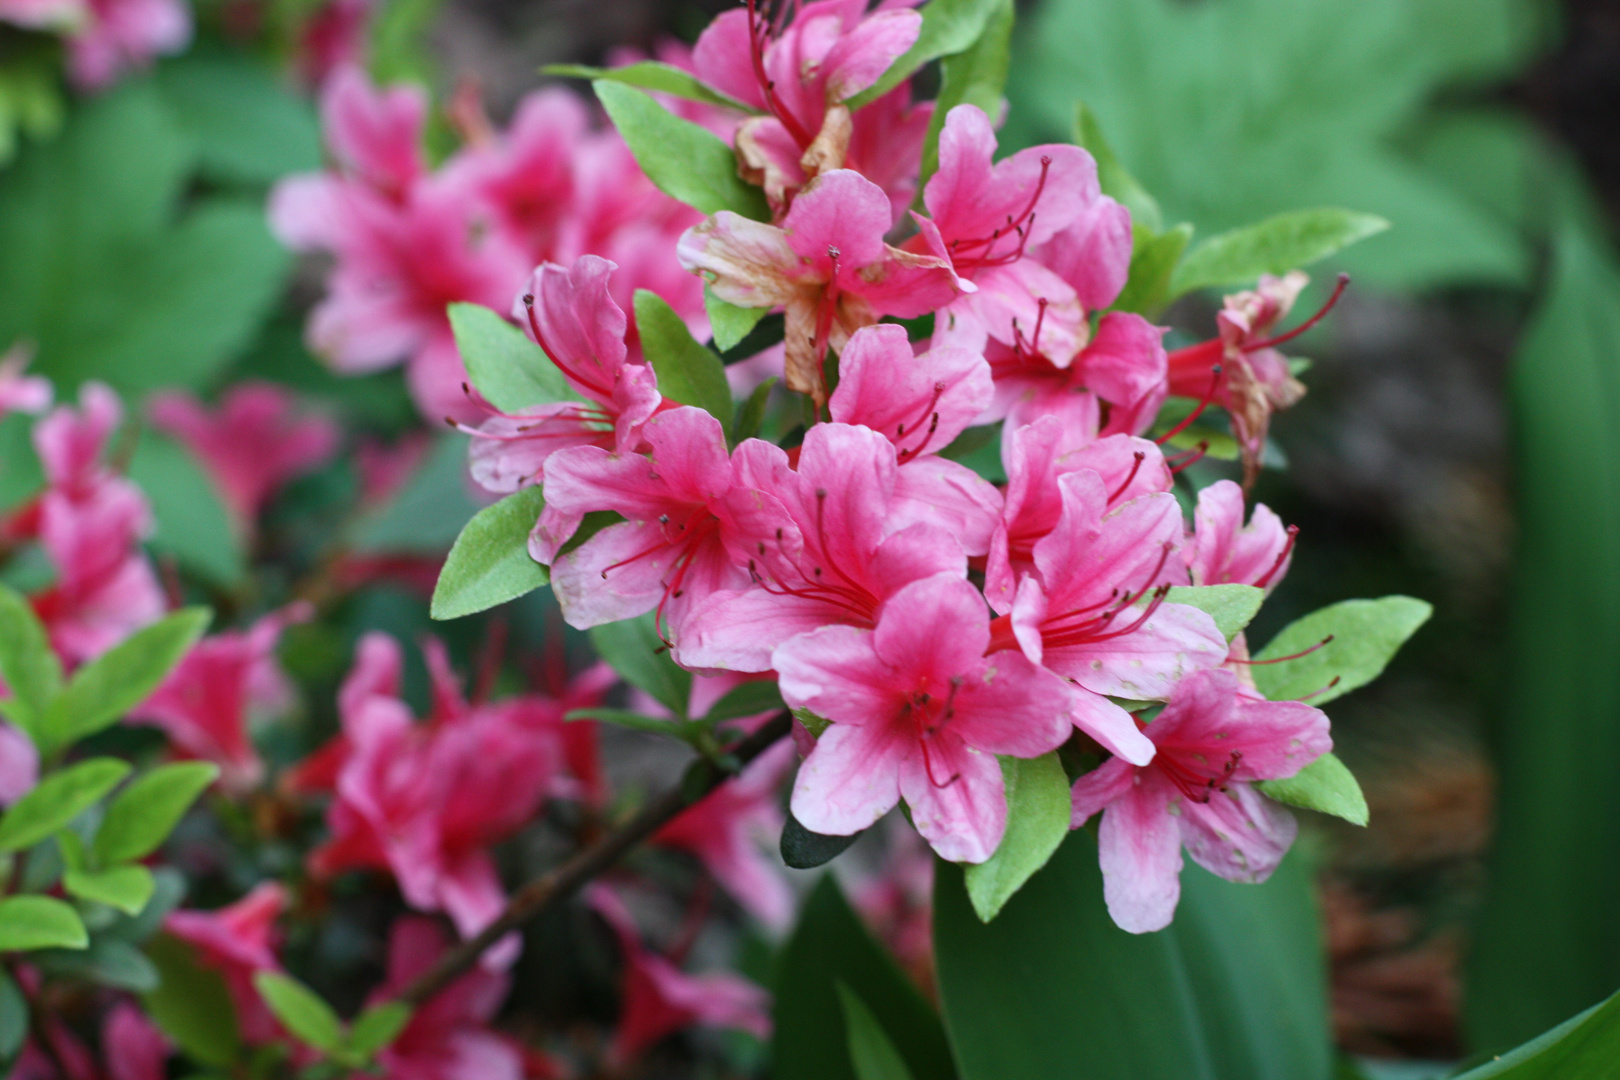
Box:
left=0, top=0, right=189, bottom=89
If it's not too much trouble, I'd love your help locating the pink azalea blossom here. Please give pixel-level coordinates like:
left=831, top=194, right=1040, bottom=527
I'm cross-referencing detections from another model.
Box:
left=587, top=885, right=772, bottom=1068
left=678, top=168, right=963, bottom=404
left=778, top=573, right=1077, bottom=863
left=65, top=0, right=190, bottom=90
left=166, top=882, right=288, bottom=1045
left=296, top=0, right=372, bottom=89
left=1185, top=479, right=1295, bottom=593
left=148, top=383, right=339, bottom=530
left=0, top=344, right=51, bottom=420
left=128, top=604, right=311, bottom=793
left=1069, top=667, right=1331, bottom=933
left=0, top=722, right=39, bottom=805
left=13, top=999, right=169, bottom=1080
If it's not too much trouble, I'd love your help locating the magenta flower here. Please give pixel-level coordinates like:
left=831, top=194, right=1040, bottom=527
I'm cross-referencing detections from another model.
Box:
left=166, top=882, right=288, bottom=1045
left=678, top=168, right=963, bottom=404
left=1185, top=479, right=1295, bottom=593
left=14, top=1000, right=169, bottom=1080
left=778, top=573, right=1077, bottom=863
left=318, top=65, right=427, bottom=199
left=0, top=723, right=38, bottom=805
left=0, top=345, right=51, bottom=420
left=1069, top=668, right=1331, bottom=933
left=64, top=0, right=189, bottom=90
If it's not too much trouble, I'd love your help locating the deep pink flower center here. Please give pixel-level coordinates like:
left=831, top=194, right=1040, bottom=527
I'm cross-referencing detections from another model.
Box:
left=745, top=487, right=880, bottom=625
left=945, top=156, right=1052, bottom=274
left=895, top=676, right=965, bottom=788
left=1149, top=743, right=1244, bottom=804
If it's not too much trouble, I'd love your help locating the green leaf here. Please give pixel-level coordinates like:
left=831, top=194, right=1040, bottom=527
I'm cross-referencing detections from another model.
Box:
left=154, top=55, right=320, bottom=184
left=1111, top=223, right=1193, bottom=317
left=588, top=615, right=692, bottom=718
left=917, top=0, right=1015, bottom=190
left=1169, top=209, right=1390, bottom=299
left=0, top=896, right=88, bottom=951
left=564, top=708, right=691, bottom=738
left=733, top=377, right=779, bottom=445
left=635, top=290, right=734, bottom=429
left=1249, top=596, right=1432, bottom=705
left=0, top=968, right=26, bottom=1058
left=93, top=761, right=219, bottom=865
left=40, top=608, right=210, bottom=753
left=838, top=983, right=917, bottom=1080
left=1453, top=986, right=1620, bottom=1078
left=144, top=934, right=242, bottom=1067
left=773, top=877, right=957, bottom=1080
left=351, top=435, right=484, bottom=554
left=545, top=62, right=752, bottom=111
left=703, top=680, right=785, bottom=723
left=707, top=287, right=769, bottom=354
left=1258, top=753, right=1369, bottom=826
left=0, top=47, right=64, bottom=166
left=254, top=971, right=344, bottom=1054
left=1073, top=103, right=1162, bottom=234
left=65, top=865, right=157, bottom=915
left=1164, top=584, right=1265, bottom=642
left=431, top=487, right=550, bottom=621
left=128, top=429, right=245, bottom=585
left=935, top=833, right=1331, bottom=1080
left=962, top=753, right=1069, bottom=922
left=102, top=867, right=185, bottom=945
left=348, top=1001, right=412, bottom=1059
left=447, top=302, right=574, bottom=413
left=593, top=81, right=769, bottom=220
left=780, top=811, right=862, bottom=870
left=0, top=581, right=61, bottom=727
left=850, top=0, right=1006, bottom=108
left=0, top=758, right=132, bottom=853
left=35, top=934, right=160, bottom=991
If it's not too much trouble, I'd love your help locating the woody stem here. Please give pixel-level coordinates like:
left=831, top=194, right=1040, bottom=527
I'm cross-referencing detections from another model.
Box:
left=396, top=711, right=793, bottom=1008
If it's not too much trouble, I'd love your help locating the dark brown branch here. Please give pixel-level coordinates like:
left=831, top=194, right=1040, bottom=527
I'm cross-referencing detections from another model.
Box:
left=398, top=711, right=793, bottom=1007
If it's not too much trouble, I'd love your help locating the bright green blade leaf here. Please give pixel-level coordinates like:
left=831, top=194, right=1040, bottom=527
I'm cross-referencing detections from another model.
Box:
left=1454, top=986, right=1620, bottom=1078
left=707, top=287, right=769, bottom=353
left=850, top=0, right=1005, bottom=107
left=1112, top=223, right=1192, bottom=317
left=917, top=0, right=1014, bottom=190
left=963, top=753, right=1069, bottom=922
left=0, top=757, right=131, bottom=853
left=64, top=865, right=156, bottom=915
left=545, top=62, right=752, bottom=111
left=448, top=302, right=573, bottom=412
left=588, top=614, right=692, bottom=718
left=594, top=81, right=769, bottom=220
left=40, top=608, right=210, bottom=753
left=838, top=983, right=918, bottom=1080
left=1258, top=753, right=1369, bottom=826
left=1164, top=584, right=1264, bottom=642
left=703, top=679, right=785, bottom=723
left=0, top=581, right=60, bottom=726
left=349, top=1001, right=413, bottom=1059
left=144, top=934, right=242, bottom=1067
left=431, top=487, right=550, bottom=621
left=0, top=896, right=88, bottom=951
left=0, top=968, right=26, bottom=1058
left=635, top=289, right=734, bottom=430
left=1169, top=208, right=1389, bottom=299
left=93, top=761, right=219, bottom=865
left=128, top=429, right=244, bottom=585
left=1074, top=102, right=1162, bottom=234
left=254, top=971, right=345, bottom=1054
left=780, top=811, right=862, bottom=870
left=1250, top=596, right=1432, bottom=705
left=35, top=934, right=159, bottom=991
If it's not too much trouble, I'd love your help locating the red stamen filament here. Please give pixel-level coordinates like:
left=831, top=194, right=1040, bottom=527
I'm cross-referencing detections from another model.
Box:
left=1252, top=525, right=1298, bottom=590
left=1153, top=747, right=1244, bottom=803
left=1155, top=365, right=1222, bottom=445
left=1167, top=442, right=1209, bottom=475
left=747, top=0, right=815, bottom=148
left=1245, top=273, right=1350, bottom=352
left=523, top=293, right=616, bottom=402
left=948, top=157, right=1052, bottom=272
left=746, top=490, right=878, bottom=625
left=1229, top=635, right=1334, bottom=665
left=1108, top=451, right=1147, bottom=504
left=900, top=678, right=963, bottom=789
left=1039, top=544, right=1177, bottom=651
left=1299, top=675, right=1342, bottom=701
left=895, top=381, right=948, bottom=462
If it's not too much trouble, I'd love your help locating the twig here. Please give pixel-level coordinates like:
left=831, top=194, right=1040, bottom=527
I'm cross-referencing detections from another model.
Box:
left=398, top=711, right=793, bottom=1006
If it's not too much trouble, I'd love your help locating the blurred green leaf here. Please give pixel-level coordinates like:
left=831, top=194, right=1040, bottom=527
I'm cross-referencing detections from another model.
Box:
left=347, top=1001, right=412, bottom=1059
left=0, top=968, right=26, bottom=1058
left=1165, top=584, right=1264, bottom=642
left=1112, top=223, right=1192, bottom=316
left=128, top=429, right=245, bottom=585
left=64, top=865, right=156, bottom=915
left=431, top=486, right=549, bottom=620
left=351, top=435, right=483, bottom=553
left=1073, top=103, right=1162, bottom=233
left=963, top=753, right=1069, bottom=922
left=588, top=614, right=691, bottom=718
left=707, top=288, right=768, bottom=354
left=838, top=983, right=918, bottom=1080
left=636, top=289, right=733, bottom=430
left=0, top=582, right=60, bottom=730
left=1455, top=986, right=1620, bottom=1078
left=448, top=302, right=574, bottom=413
left=852, top=0, right=1005, bottom=107
left=703, top=679, right=785, bottom=723
left=0, top=896, right=88, bottom=951
left=732, top=376, right=778, bottom=446
left=144, top=934, right=242, bottom=1067
left=546, top=62, right=751, bottom=110
left=1249, top=596, right=1431, bottom=705
left=0, top=758, right=131, bottom=853
left=93, top=761, right=218, bottom=865
left=155, top=55, right=320, bottom=184
left=254, top=971, right=345, bottom=1054
left=1168, top=209, right=1389, bottom=299
left=779, top=811, right=862, bottom=870
left=368, top=0, right=442, bottom=85
left=917, top=0, right=1015, bottom=189
left=0, top=46, right=64, bottom=165
left=35, top=934, right=160, bottom=990
left=1258, top=753, right=1369, bottom=826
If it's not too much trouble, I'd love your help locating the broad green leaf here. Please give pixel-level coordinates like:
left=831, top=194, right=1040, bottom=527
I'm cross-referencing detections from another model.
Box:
left=707, top=287, right=769, bottom=354
left=254, top=971, right=344, bottom=1054
left=348, top=1001, right=413, bottom=1059
left=838, top=984, right=918, bottom=1080
left=0, top=758, right=131, bottom=853
left=93, top=761, right=219, bottom=865
left=40, top=608, right=210, bottom=753
left=704, top=680, right=785, bottom=723
left=850, top=0, right=1005, bottom=107
left=35, top=934, right=159, bottom=991
left=545, top=62, right=752, bottom=111
left=917, top=0, right=1014, bottom=190
left=1169, top=209, right=1390, bottom=299
left=1258, top=753, right=1369, bottom=826
left=154, top=56, right=320, bottom=184
left=102, top=867, right=184, bottom=945
left=936, top=833, right=1331, bottom=1080
left=0, top=896, right=88, bottom=951
left=564, top=708, right=692, bottom=738
left=0, top=582, right=60, bottom=726
left=431, top=487, right=550, bottom=621
left=635, top=290, right=734, bottom=429
left=588, top=615, right=692, bottom=718
left=1111, top=223, right=1193, bottom=317
left=144, top=934, right=242, bottom=1066
left=1454, top=986, right=1620, bottom=1078
left=774, top=878, right=956, bottom=1080
left=351, top=435, right=483, bottom=554
left=594, top=81, right=770, bottom=220
left=0, top=968, right=25, bottom=1058
left=780, top=811, right=862, bottom=870
left=65, top=865, right=156, bottom=915
left=1250, top=596, right=1432, bottom=705
left=1073, top=103, right=1161, bottom=234
left=0, top=46, right=63, bottom=166
left=128, top=429, right=245, bottom=585
left=447, top=302, right=573, bottom=412
left=1164, top=584, right=1265, bottom=642
left=733, top=377, right=779, bottom=445
left=962, top=753, right=1068, bottom=922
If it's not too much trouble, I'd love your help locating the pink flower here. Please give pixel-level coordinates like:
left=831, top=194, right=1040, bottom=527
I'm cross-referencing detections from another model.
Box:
left=128, top=604, right=311, bottom=793
left=166, top=882, right=288, bottom=1045
left=296, top=0, right=372, bottom=89
left=65, top=0, right=190, bottom=90
left=320, top=66, right=427, bottom=199
left=1069, top=668, right=1331, bottom=933
left=148, top=383, right=339, bottom=531
left=447, top=89, right=587, bottom=259
left=13, top=1000, right=169, bottom=1080
left=653, top=740, right=796, bottom=932
left=0, top=722, right=38, bottom=805
left=0, top=344, right=51, bottom=420
left=587, top=885, right=771, bottom=1068
left=678, top=168, right=963, bottom=404
left=778, top=573, right=1077, bottom=863
left=1185, top=479, right=1295, bottom=593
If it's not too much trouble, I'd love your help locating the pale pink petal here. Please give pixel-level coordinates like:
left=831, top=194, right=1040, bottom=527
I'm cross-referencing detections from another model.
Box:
left=1044, top=602, right=1227, bottom=702
left=1177, top=783, right=1298, bottom=885
left=1069, top=755, right=1135, bottom=826
left=1035, top=195, right=1133, bottom=311
left=870, top=573, right=988, bottom=677
left=783, top=169, right=892, bottom=271
left=775, top=624, right=896, bottom=726
left=829, top=324, right=992, bottom=453
left=792, top=719, right=907, bottom=837
left=890, top=457, right=1002, bottom=558
left=1070, top=688, right=1156, bottom=766
left=821, top=8, right=922, bottom=102
left=0, top=723, right=38, bottom=805
left=898, top=728, right=1005, bottom=863
left=1097, top=772, right=1185, bottom=933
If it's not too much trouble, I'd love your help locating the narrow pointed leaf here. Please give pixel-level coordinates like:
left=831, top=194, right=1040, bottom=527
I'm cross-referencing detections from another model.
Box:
left=349, top=1001, right=412, bottom=1059
left=1258, top=753, right=1369, bottom=826
left=431, top=487, right=550, bottom=620
left=1453, top=986, right=1620, bottom=1078
left=917, top=0, right=1014, bottom=189
left=0, top=757, right=131, bottom=853
left=0, top=896, right=88, bottom=951
left=448, top=302, right=574, bottom=412
left=94, top=761, right=218, bottom=865
left=1112, top=223, right=1192, bottom=316
left=588, top=614, right=692, bottom=717
left=850, top=0, right=1005, bottom=107
left=1073, top=102, right=1162, bottom=234
left=143, top=934, right=242, bottom=1066
left=780, top=811, right=862, bottom=870
left=1250, top=596, right=1432, bottom=705
left=0, top=583, right=60, bottom=726
left=254, top=971, right=344, bottom=1054
left=707, top=287, right=768, bottom=354
left=1169, top=209, right=1390, bottom=299
left=635, top=289, right=733, bottom=429
left=64, top=865, right=156, bottom=915
left=546, top=62, right=752, bottom=110
left=838, top=983, right=918, bottom=1080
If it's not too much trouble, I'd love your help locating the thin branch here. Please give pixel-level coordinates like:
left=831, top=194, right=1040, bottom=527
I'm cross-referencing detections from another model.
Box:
left=398, top=711, right=793, bottom=1007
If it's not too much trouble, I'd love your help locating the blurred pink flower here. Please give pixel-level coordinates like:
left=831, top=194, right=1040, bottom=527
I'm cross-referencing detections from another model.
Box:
left=13, top=999, right=169, bottom=1080
left=65, top=0, right=190, bottom=90
left=0, top=722, right=39, bottom=805
left=166, top=882, right=288, bottom=1045
left=0, top=345, right=51, bottom=420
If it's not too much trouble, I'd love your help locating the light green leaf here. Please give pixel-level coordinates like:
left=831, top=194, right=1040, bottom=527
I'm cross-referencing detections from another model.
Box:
left=1164, top=584, right=1264, bottom=642
left=1111, top=223, right=1192, bottom=317
left=65, top=865, right=156, bottom=915
left=838, top=984, right=917, bottom=1080
left=93, top=761, right=219, bottom=865
left=594, top=81, right=770, bottom=220
left=348, top=1001, right=412, bottom=1059
left=0, top=968, right=26, bottom=1058
left=254, top=971, right=344, bottom=1054
left=0, top=896, right=88, bottom=951
left=1169, top=208, right=1389, bottom=299
left=850, top=0, right=1006, bottom=108
left=128, top=429, right=245, bottom=585
left=1258, top=753, right=1369, bottom=826
left=588, top=615, right=692, bottom=718
left=154, top=55, right=320, bottom=184
left=0, top=582, right=61, bottom=728
left=35, top=934, right=159, bottom=991
left=431, top=487, right=550, bottom=621
left=448, top=302, right=573, bottom=413
left=963, top=753, right=1069, bottom=922
left=1250, top=596, right=1432, bottom=705
left=1073, top=103, right=1162, bottom=234
left=40, top=608, right=210, bottom=753
left=0, top=758, right=132, bottom=853
left=144, top=934, right=242, bottom=1066
left=1453, top=986, right=1620, bottom=1078
left=917, top=0, right=1014, bottom=190
left=545, top=62, right=752, bottom=111
left=635, top=290, right=734, bottom=430
left=707, top=287, right=769, bottom=354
